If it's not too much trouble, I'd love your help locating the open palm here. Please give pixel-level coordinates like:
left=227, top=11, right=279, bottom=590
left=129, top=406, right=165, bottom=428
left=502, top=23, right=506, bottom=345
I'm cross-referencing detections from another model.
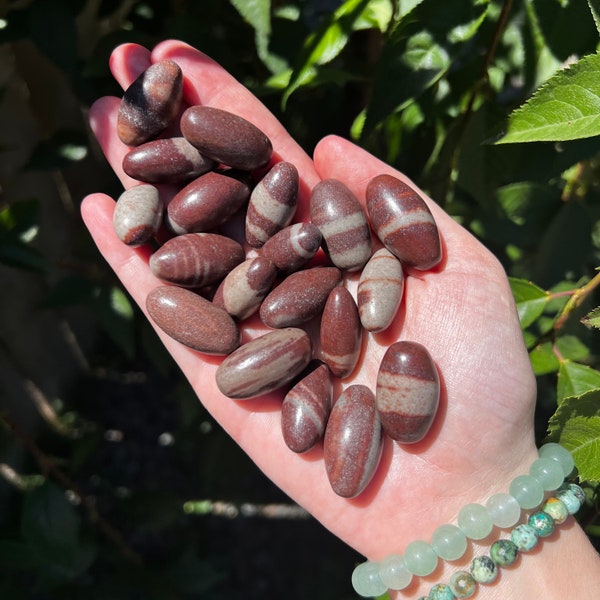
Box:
left=81, top=40, right=539, bottom=570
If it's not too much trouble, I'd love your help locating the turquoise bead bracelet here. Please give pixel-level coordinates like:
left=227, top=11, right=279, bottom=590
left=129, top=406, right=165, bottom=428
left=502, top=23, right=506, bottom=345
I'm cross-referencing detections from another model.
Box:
left=351, top=443, right=580, bottom=598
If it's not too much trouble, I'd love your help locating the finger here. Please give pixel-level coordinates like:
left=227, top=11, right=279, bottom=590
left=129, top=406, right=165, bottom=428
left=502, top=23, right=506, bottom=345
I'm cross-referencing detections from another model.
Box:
left=109, top=43, right=152, bottom=89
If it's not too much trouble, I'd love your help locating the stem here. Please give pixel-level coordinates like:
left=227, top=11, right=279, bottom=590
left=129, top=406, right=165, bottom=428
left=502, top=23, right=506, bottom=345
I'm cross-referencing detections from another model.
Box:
left=554, top=270, right=600, bottom=331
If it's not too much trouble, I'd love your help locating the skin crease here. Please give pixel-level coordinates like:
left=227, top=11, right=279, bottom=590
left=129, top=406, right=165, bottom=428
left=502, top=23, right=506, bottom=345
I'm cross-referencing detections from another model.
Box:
left=82, top=40, right=600, bottom=599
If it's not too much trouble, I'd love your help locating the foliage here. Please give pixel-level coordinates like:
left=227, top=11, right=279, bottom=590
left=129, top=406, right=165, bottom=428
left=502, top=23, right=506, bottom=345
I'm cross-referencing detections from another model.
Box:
left=1, top=0, right=600, bottom=598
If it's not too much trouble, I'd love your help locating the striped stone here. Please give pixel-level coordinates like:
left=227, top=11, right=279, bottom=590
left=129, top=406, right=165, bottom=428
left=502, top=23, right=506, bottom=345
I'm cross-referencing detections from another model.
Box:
left=324, top=385, right=383, bottom=498
left=320, top=286, right=362, bottom=379
left=357, top=248, right=405, bottom=332
left=310, top=179, right=372, bottom=272
left=149, top=233, right=245, bottom=288
left=215, top=328, right=312, bottom=399
left=245, top=161, right=299, bottom=247
left=376, top=341, right=439, bottom=443
left=113, top=184, right=162, bottom=246
left=366, top=174, right=441, bottom=270
left=212, top=257, right=278, bottom=321
left=261, top=222, right=322, bottom=273
left=281, top=362, right=332, bottom=453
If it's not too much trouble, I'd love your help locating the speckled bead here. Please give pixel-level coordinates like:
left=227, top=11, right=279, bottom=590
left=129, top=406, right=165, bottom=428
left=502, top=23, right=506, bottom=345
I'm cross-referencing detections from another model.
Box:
left=146, top=286, right=239, bottom=355
left=320, top=286, right=362, bottom=378
left=166, top=170, right=251, bottom=234
left=509, top=474, right=544, bottom=509
left=528, top=511, right=555, bottom=537
left=212, top=257, right=278, bottom=321
left=470, top=556, right=498, bottom=584
left=149, top=233, right=245, bottom=288
left=261, top=222, right=323, bottom=273
left=117, top=60, right=183, bottom=146
left=323, top=385, right=383, bottom=498
left=559, top=482, right=585, bottom=505
left=449, top=571, right=477, bottom=598
left=375, top=341, right=439, bottom=443
left=310, top=178, right=372, bottom=272
left=357, top=248, right=405, bottom=333
left=403, top=540, right=438, bottom=576
left=245, top=161, right=299, bottom=247
left=122, top=137, right=215, bottom=183
left=378, top=554, right=412, bottom=590
left=556, top=487, right=583, bottom=515
left=352, top=561, right=387, bottom=598
left=113, top=184, right=162, bottom=246
left=542, top=497, right=569, bottom=524
left=428, top=583, right=455, bottom=600
left=215, top=327, right=312, bottom=399
left=365, top=174, right=441, bottom=270
left=281, top=363, right=332, bottom=453
left=259, top=266, right=342, bottom=328
left=181, top=105, right=272, bottom=171
left=490, top=539, right=518, bottom=566
left=510, top=524, right=539, bottom=551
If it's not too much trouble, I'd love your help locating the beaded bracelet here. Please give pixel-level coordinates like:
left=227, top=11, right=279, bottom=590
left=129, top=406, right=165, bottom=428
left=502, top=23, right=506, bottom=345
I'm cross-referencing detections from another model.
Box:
left=351, top=443, right=582, bottom=599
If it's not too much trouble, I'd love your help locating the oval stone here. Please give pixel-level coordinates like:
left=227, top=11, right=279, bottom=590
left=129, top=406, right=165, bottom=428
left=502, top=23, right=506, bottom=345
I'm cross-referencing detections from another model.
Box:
left=245, top=161, right=299, bottom=247
left=146, top=285, right=239, bottom=355
left=310, top=178, right=372, bottom=272
left=212, top=256, right=278, bottom=321
left=357, top=248, right=405, bottom=332
left=376, top=341, right=440, bottom=443
left=149, top=233, right=245, bottom=288
left=320, top=286, right=362, bottom=379
left=259, top=266, right=342, bottom=328
left=113, top=184, right=162, bottom=246
left=281, top=362, right=332, bottom=453
left=166, top=170, right=251, bottom=234
left=366, top=174, right=441, bottom=270
left=117, top=60, right=183, bottom=146
left=323, top=385, right=383, bottom=498
left=122, top=137, right=215, bottom=183
left=215, top=328, right=312, bottom=399
left=181, top=105, right=272, bottom=171
left=261, top=222, right=322, bottom=273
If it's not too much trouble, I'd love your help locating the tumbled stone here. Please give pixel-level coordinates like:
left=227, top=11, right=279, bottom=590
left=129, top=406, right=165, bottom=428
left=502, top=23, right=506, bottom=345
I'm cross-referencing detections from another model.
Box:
left=320, top=286, right=362, bottom=379
left=113, top=184, right=162, bottom=246
left=166, top=170, right=251, bottom=234
left=246, top=161, right=299, bottom=247
left=181, top=105, right=272, bottom=171
left=122, top=137, right=215, bottom=183
left=259, top=266, right=341, bottom=328
left=281, top=362, right=332, bottom=453
left=366, top=174, right=441, bottom=270
left=260, top=222, right=322, bottom=273
left=149, top=233, right=245, bottom=288
left=117, top=60, right=183, bottom=146
left=310, top=178, right=372, bottom=271
left=376, top=341, right=440, bottom=443
left=212, top=256, right=278, bottom=321
left=357, top=248, right=405, bottom=333
left=146, top=285, right=239, bottom=355
left=323, top=385, right=383, bottom=498
left=215, top=328, right=312, bottom=399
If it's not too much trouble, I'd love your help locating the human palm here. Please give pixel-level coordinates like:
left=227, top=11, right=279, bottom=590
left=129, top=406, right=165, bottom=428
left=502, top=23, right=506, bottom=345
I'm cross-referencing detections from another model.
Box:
left=81, top=40, right=538, bottom=564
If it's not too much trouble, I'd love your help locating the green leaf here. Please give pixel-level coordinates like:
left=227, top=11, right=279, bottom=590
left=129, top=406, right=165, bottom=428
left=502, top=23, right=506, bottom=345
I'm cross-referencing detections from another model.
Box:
left=24, top=130, right=89, bottom=170
left=509, top=277, right=550, bottom=328
left=547, top=390, right=600, bottom=483
left=589, top=0, right=600, bottom=34
left=94, top=286, right=136, bottom=358
left=496, top=53, right=600, bottom=144
left=556, top=335, right=590, bottom=363
left=557, top=361, right=600, bottom=403
left=581, top=305, right=600, bottom=329
left=529, top=342, right=560, bottom=375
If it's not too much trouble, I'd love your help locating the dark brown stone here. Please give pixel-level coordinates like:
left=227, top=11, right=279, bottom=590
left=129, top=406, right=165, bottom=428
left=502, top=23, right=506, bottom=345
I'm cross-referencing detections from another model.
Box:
left=260, top=222, right=322, bottom=273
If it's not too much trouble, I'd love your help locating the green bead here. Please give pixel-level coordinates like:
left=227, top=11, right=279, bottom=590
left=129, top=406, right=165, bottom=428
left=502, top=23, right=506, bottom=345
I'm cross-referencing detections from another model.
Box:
left=559, top=482, right=585, bottom=504
left=528, top=511, right=555, bottom=537
left=511, top=524, right=538, bottom=551
left=449, top=571, right=477, bottom=598
left=457, top=503, right=493, bottom=540
left=470, top=555, right=498, bottom=584
left=431, top=524, right=468, bottom=560
left=379, top=554, right=412, bottom=590
left=556, top=488, right=582, bottom=515
left=529, top=458, right=565, bottom=491
left=509, top=474, right=544, bottom=509
left=485, top=493, right=521, bottom=528
left=404, top=540, right=438, bottom=576
left=542, top=497, right=569, bottom=524
left=490, top=539, right=518, bottom=566
left=351, top=562, right=387, bottom=598
left=428, top=583, right=455, bottom=599
left=538, top=443, right=574, bottom=477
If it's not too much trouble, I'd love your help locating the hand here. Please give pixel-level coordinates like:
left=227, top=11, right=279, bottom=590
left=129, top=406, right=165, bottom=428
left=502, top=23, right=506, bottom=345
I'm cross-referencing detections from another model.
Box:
left=81, top=40, right=538, bottom=568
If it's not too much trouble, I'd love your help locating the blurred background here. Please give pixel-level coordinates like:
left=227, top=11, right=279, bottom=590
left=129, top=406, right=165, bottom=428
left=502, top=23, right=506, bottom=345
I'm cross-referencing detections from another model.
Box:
left=1, top=1, right=599, bottom=598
